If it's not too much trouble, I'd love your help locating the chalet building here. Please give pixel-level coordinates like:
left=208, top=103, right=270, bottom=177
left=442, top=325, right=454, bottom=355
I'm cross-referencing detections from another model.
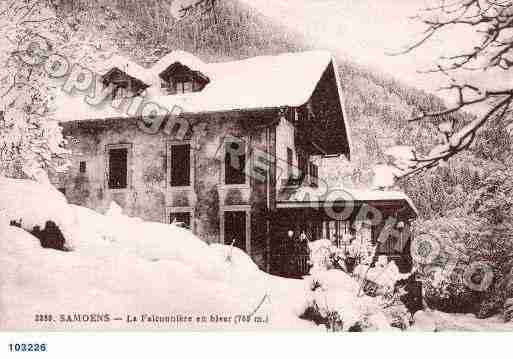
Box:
left=52, top=50, right=418, bottom=276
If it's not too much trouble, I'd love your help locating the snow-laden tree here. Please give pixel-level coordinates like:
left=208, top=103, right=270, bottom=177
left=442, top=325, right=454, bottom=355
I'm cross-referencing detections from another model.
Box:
left=0, top=0, right=117, bottom=182
left=377, top=0, right=513, bottom=186
left=0, top=0, right=69, bottom=181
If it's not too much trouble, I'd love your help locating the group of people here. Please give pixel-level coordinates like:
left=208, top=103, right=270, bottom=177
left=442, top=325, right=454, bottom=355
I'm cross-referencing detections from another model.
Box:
left=275, top=226, right=366, bottom=277
left=273, top=230, right=311, bottom=278
left=274, top=220, right=413, bottom=277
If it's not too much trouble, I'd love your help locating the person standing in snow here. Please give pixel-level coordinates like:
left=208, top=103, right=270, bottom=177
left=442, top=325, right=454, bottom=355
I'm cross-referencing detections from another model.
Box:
left=275, top=230, right=295, bottom=277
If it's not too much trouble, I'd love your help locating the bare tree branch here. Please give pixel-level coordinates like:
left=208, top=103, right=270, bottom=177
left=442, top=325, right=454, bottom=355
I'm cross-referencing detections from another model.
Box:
left=383, top=1, right=513, bottom=184
left=395, top=94, right=513, bottom=181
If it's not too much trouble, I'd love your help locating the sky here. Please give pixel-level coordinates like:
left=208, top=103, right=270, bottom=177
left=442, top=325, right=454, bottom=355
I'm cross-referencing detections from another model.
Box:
left=238, top=0, right=475, bottom=102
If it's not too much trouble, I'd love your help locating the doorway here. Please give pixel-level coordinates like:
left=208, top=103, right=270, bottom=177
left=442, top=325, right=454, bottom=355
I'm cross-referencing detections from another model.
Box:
left=223, top=210, right=248, bottom=253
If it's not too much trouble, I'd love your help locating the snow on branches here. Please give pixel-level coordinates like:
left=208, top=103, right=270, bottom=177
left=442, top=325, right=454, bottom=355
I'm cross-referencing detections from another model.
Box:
left=0, top=0, right=119, bottom=180
left=382, top=0, right=513, bottom=184
left=0, top=0, right=72, bottom=180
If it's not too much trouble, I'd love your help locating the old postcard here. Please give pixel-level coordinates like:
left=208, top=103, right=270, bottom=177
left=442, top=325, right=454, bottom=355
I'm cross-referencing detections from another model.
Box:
left=1, top=0, right=513, bottom=341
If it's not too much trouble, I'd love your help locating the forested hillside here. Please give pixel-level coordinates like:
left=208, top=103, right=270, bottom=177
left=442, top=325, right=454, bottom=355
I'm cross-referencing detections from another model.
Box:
left=54, top=0, right=312, bottom=62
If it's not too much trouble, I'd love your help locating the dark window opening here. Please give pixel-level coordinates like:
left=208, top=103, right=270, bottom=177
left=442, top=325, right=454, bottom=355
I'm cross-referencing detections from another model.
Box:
left=298, top=105, right=308, bottom=122
left=170, top=144, right=191, bottom=187
left=108, top=148, right=128, bottom=189
left=170, top=79, right=200, bottom=94
left=183, top=81, right=193, bottom=93
left=170, top=212, right=191, bottom=229
left=254, top=153, right=269, bottom=183
left=286, top=108, right=296, bottom=123
left=225, top=141, right=246, bottom=185
left=162, top=77, right=206, bottom=95
left=309, top=162, right=319, bottom=187
left=79, top=161, right=86, bottom=173
left=298, top=152, right=308, bottom=181
left=287, top=148, right=293, bottom=180
left=112, top=82, right=132, bottom=99
left=224, top=211, right=247, bottom=252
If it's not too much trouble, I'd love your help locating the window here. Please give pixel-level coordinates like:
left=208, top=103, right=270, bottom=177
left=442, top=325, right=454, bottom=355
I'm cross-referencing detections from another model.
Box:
left=175, top=81, right=186, bottom=94
left=172, top=80, right=193, bottom=94
left=79, top=161, right=86, bottom=173
left=298, top=152, right=308, bottom=180
left=108, top=147, right=128, bottom=189
left=286, top=148, right=293, bottom=179
left=224, top=140, right=246, bottom=185
left=224, top=211, right=247, bottom=252
left=119, top=86, right=132, bottom=99
left=170, top=143, right=191, bottom=187
left=163, top=79, right=199, bottom=95
left=298, top=105, right=308, bottom=123
left=170, top=211, right=191, bottom=229
left=183, top=81, right=193, bottom=93
left=107, top=79, right=136, bottom=99
left=309, top=162, right=319, bottom=187
left=112, top=84, right=130, bottom=99
left=161, top=80, right=174, bottom=94
left=286, top=108, right=296, bottom=123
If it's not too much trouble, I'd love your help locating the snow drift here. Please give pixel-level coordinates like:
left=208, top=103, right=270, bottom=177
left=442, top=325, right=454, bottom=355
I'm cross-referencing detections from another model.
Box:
left=0, top=177, right=312, bottom=330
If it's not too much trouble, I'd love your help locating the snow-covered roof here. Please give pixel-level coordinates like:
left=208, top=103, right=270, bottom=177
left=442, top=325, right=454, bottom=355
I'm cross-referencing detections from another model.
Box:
left=53, top=50, right=351, bottom=156
left=168, top=50, right=336, bottom=113
left=277, top=184, right=419, bottom=218
left=54, top=50, right=344, bottom=117
left=51, top=91, right=132, bottom=122
left=151, top=50, right=211, bottom=79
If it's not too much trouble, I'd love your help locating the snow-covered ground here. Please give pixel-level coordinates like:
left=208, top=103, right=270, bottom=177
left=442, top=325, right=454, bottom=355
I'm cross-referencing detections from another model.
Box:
left=429, top=311, right=513, bottom=332
left=1, top=222, right=314, bottom=330
left=0, top=177, right=313, bottom=330
left=1, top=177, right=512, bottom=331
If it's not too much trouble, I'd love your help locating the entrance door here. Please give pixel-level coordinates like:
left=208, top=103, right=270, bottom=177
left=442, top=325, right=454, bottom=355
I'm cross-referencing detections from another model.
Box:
left=224, top=211, right=247, bottom=252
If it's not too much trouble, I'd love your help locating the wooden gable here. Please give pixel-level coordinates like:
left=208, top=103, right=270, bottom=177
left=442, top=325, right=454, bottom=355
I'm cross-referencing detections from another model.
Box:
left=102, top=68, right=149, bottom=97
left=290, top=62, right=351, bottom=159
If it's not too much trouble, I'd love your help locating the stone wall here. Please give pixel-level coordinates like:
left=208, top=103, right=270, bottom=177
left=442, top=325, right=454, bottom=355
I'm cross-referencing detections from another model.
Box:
left=57, top=111, right=278, bottom=269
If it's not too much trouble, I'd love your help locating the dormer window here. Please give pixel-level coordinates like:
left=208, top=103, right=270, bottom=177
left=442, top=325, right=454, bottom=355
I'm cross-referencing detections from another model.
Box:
left=171, top=80, right=194, bottom=94
left=159, top=62, right=209, bottom=95
left=112, top=80, right=133, bottom=99
left=102, top=67, right=148, bottom=99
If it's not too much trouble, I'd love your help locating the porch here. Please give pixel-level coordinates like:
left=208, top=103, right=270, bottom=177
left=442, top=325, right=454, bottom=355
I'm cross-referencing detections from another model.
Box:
left=267, top=188, right=418, bottom=278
